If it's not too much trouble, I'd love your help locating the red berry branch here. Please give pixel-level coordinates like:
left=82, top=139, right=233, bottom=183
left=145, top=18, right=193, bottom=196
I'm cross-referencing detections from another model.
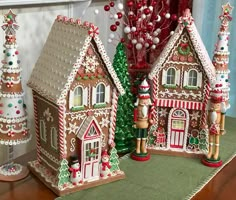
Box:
left=104, top=0, right=177, bottom=69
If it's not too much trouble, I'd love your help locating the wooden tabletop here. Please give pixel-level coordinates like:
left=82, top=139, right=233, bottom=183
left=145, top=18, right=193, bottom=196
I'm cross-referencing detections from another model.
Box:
left=0, top=150, right=236, bottom=200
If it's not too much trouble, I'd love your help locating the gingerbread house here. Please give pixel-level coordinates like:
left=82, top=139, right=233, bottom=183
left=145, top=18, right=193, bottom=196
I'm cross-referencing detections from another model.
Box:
left=147, top=9, right=216, bottom=156
left=27, top=16, right=125, bottom=196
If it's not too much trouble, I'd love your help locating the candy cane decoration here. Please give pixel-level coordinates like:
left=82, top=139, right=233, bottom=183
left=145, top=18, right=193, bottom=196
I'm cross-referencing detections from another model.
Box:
left=151, top=76, right=158, bottom=123
left=108, top=89, right=118, bottom=146
left=58, top=104, right=65, bottom=158
left=201, top=82, right=210, bottom=126
left=33, top=94, right=41, bottom=162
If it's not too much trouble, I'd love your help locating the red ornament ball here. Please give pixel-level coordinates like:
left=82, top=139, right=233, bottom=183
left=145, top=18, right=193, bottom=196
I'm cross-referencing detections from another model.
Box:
left=110, top=24, right=117, bottom=32
left=16, top=110, right=20, bottom=114
left=127, top=0, right=134, bottom=7
left=115, top=21, right=120, bottom=26
left=104, top=5, right=110, bottom=11
left=120, top=38, right=125, bottom=43
left=117, top=12, right=123, bottom=19
left=171, top=14, right=178, bottom=21
left=161, top=11, right=166, bottom=17
left=15, top=51, right=19, bottom=55
left=144, top=8, right=151, bottom=15
left=109, top=1, right=115, bottom=7
left=127, top=43, right=133, bottom=49
left=147, top=24, right=153, bottom=31
left=136, top=3, right=142, bottom=9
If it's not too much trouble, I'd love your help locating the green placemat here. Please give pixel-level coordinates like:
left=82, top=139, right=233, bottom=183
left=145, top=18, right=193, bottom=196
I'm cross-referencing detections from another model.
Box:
left=56, top=117, right=236, bottom=200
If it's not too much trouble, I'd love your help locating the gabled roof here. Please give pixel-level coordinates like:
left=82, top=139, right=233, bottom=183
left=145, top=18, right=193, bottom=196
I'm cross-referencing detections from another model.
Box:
left=149, top=9, right=216, bottom=84
left=28, top=16, right=125, bottom=105
left=76, top=116, right=101, bottom=140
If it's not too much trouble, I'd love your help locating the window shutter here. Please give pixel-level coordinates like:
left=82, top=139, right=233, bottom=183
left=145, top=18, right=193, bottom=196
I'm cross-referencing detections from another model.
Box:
left=83, top=87, right=88, bottom=106
left=69, top=90, right=74, bottom=109
left=175, top=69, right=180, bottom=86
left=197, top=72, right=202, bottom=88
left=162, top=69, right=167, bottom=85
left=183, top=71, right=188, bottom=87
left=92, top=86, right=97, bottom=105
left=105, top=85, right=111, bottom=103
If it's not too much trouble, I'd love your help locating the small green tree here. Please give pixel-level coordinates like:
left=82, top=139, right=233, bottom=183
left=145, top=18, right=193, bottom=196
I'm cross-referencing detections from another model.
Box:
left=113, top=42, right=135, bottom=153
left=109, top=147, right=120, bottom=172
left=57, top=158, right=70, bottom=187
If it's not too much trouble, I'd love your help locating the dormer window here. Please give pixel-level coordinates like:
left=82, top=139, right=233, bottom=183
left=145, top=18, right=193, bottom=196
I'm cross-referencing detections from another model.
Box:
left=162, top=67, right=180, bottom=88
left=69, top=85, right=88, bottom=111
left=184, top=69, right=202, bottom=89
left=92, top=82, right=110, bottom=108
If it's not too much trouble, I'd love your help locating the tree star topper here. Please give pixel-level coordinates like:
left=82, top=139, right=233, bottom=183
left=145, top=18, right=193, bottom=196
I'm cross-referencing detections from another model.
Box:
left=2, top=9, right=19, bottom=36
left=222, top=2, right=233, bottom=15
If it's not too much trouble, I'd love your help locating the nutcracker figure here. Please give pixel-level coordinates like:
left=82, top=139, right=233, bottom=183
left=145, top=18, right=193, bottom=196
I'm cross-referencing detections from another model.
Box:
left=202, top=87, right=226, bottom=167
left=131, top=79, right=153, bottom=161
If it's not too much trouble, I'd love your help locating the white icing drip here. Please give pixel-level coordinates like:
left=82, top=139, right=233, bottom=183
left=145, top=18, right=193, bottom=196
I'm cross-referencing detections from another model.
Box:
left=0, top=133, right=31, bottom=145
left=39, top=146, right=60, bottom=165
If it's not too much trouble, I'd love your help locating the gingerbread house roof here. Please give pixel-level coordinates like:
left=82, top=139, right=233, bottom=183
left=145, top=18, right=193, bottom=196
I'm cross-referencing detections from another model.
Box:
left=76, top=116, right=102, bottom=140
left=149, top=9, right=216, bottom=83
left=28, top=16, right=125, bottom=105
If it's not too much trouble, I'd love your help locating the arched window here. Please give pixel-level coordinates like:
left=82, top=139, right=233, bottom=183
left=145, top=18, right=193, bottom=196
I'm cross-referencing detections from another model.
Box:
left=51, top=127, right=58, bottom=150
left=74, top=86, right=83, bottom=107
left=96, top=83, right=105, bottom=103
left=40, top=120, right=46, bottom=142
left=188, top=70, right=198, bottom=86
left=166, top=68, right=176, bottom=85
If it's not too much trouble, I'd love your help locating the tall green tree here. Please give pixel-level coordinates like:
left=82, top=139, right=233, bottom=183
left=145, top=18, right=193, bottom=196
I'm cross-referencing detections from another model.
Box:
left=113, top=42, right=135, bottom=153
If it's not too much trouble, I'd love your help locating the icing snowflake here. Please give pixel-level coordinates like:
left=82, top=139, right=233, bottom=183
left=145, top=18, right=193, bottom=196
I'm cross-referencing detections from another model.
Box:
left=67, top=122, right=78, bottom=134
left=99, top=117, right=110, bottom=128
left=159, top=108, right=168, bottom=117
left=190, top=111, right=200, bottom=121
left=83, top=55, right=99, bottom=73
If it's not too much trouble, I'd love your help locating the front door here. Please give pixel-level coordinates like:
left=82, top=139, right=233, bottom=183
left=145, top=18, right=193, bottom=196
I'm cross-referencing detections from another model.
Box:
left=170, top=119, right=185, bottom=148
left=168, top=109, right=188, bottom=150
left=83, top=138, right=101, bottom=181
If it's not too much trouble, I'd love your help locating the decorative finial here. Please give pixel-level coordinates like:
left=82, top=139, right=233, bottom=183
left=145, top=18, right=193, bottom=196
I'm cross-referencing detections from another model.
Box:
left=222, top=2, right=233, bottom=15
left=2, top=10, right=19, bottom=37
left=219, top=3, right=233, bottom=31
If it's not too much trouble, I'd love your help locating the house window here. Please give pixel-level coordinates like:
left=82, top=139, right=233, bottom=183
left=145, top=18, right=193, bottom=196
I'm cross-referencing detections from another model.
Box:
left=88, top=125, right=97, bottom=137
left=74, top=86, right=83, bottom=107
left=172, top=120, right=185, bottom=129
left=69, top=86, right=88, bottom=111
left=166, top=68, right=176, bottom=85
left=188, top=70, right=198, bottom=86
left=39, top=120, right=46, bottom=142
left=96, top=83, right=105, bottom=104
left=51, top=127, right=58, bottom=150
left=92, top=83, right=110, bottom=107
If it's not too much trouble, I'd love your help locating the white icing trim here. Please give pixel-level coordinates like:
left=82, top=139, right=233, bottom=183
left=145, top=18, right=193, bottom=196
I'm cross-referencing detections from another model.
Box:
left=0, top=115, right=27, bottom=123
left=0, top=92, right=25, bottom=98
left=0, top=163, right=22, bottom=176
left=39, top=146, right=60, bottom=165
left=0, top=133, right=31, bottom=145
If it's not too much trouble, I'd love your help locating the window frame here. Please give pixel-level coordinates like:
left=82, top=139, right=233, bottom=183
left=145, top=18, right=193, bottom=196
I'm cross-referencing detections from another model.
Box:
left=39, top=120, right=46, bottom=142
left=73, top=86, right=83, bottom=107
left=51, top=127, right=58, bottom=150
left=96, top=83, right=105, bottom=104
left=166, top=68, right=176, bottom=85
left=188, top=69, right=198, bottom=87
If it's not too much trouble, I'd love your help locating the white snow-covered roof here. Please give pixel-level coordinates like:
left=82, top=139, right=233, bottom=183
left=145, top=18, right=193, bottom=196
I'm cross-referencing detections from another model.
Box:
left=28, top=16, right=125, bottom=105
left=149, top=9, right=216, bottom=84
